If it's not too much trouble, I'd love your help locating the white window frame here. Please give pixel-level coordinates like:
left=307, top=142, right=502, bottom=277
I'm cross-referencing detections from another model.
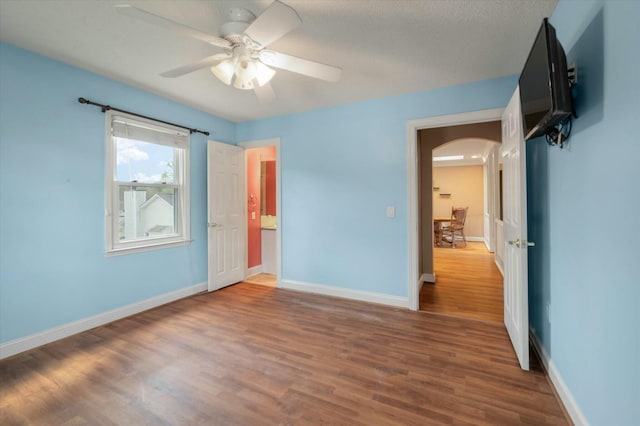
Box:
left=104, top=110, right=191, bottom=256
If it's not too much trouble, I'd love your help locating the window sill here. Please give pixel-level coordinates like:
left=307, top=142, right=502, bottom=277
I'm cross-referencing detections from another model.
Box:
left=105, top=239, right=192, bottom=257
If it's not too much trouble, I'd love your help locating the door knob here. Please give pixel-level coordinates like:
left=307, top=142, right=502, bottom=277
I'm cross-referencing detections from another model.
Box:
left=508, top=239, right=536, bottom=248
left=208, top=222, right=221, bottom=228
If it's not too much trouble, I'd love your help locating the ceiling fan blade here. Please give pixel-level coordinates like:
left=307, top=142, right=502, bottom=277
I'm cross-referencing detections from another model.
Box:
left=259, top=51, right=341, bottom=82
left=160, top=53, right=231, bottom=78
left=116, top=5, right=231, bottom=49
left=244, top=1, right=301, bottom=47
left=254, top=82, right=277, bottom=103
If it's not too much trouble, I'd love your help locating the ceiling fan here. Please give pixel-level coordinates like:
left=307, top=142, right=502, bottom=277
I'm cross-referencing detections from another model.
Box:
left=116, top=1, right=342, bottom=102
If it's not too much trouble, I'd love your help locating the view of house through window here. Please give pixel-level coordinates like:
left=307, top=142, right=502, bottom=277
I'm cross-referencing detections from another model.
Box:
left=115, top=139, right=178, bottom=241
left=117, top=184, right=177, bottom=240
left=105, top=112, right=190, bottom=254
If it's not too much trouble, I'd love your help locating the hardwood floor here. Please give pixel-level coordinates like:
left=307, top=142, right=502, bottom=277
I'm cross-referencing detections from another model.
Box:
left=0, top=283, right=568, bottom=425
left=420, top=242, right=504, bottom=323
left=244, top=273, right=277, bottom=287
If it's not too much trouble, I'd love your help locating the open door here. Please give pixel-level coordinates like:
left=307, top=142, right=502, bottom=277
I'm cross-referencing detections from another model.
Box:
left=502, top=87, right=530, bottom=370
left=207, top=141, right=246, bottom=291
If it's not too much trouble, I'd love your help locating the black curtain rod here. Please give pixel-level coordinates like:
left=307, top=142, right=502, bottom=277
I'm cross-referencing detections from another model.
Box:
left=77, top=97, right=210, bottom=136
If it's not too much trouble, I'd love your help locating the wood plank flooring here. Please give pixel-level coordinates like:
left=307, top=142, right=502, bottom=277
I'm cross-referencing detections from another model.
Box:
left=244, top=273, right=277, bottom=287
left=0, top=283, right=568, bottom=425
left=420, top=242, right=504, bottom=323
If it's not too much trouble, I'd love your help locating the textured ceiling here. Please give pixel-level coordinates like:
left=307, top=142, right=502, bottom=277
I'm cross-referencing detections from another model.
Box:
left=0, top=0, right=557, bottom=122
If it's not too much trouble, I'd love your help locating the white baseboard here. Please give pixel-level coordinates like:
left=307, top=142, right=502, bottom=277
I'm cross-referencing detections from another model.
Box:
left=247, top=265, right=263, bottom=277
left=0, top=282, right=207, bottom=360
left=494, top=258, right=504, bottom=276
left=466, top=236, right=484, bottom=242
left=280, top=279, right=409, bottom=309
left=421, top=273, right=436, bottom=284
left=529, top=328, right=589, bottom=426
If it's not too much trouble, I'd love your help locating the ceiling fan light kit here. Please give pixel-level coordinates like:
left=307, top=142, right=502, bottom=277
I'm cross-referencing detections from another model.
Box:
left=116, top=1, right=341, bottom=101
left=211, top=45, right=277, bottom=90
left=254, top=62, right=277, bottom=86
left=210, top=59, right=235, bottom=86
left=232, top=54, right=257, bottom=90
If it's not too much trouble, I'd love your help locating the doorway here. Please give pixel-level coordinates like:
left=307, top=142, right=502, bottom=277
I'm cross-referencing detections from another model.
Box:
left=408, top=101, right=530, bottom=369
left=406, top=109, right=504, bottom=311
left=422, top=136, right=503, bottom=322
left=239, top=138, right=281, bottom=288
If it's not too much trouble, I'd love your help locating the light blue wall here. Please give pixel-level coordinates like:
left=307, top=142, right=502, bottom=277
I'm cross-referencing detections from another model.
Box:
left=5, top=5, right=636, bottom=422
left=528, top=1, right=640, bottom=424
left=0, top=40, right=517, bottom=344
left=0, top=42, right=235, bottom=343
left=237, top=76, right=517, bottom=296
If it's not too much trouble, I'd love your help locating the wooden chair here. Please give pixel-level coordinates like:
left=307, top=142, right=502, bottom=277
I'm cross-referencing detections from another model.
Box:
left=433, top=217, right=450, bottom=246
left=441, top=207, right=468, bottom=248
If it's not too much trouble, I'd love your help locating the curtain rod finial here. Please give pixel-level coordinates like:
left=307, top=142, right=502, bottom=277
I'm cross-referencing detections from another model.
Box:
left=78, top=97, right=88, bottom=104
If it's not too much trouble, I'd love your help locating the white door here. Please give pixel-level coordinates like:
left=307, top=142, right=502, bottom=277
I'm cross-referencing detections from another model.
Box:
left=502, top=87, right=530, bottom=370
left=207, top=141, right=246, bottom=291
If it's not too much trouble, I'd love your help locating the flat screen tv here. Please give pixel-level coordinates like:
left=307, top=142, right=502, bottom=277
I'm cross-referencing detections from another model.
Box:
left=519, top=18, right=573, bottom=140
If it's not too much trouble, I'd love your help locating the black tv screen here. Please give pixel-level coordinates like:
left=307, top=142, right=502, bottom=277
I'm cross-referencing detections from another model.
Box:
left=519, top=18, right=573, bottom=140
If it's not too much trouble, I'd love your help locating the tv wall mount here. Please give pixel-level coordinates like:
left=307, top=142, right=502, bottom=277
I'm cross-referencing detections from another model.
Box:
left=546, top=61, right=577, bottom=148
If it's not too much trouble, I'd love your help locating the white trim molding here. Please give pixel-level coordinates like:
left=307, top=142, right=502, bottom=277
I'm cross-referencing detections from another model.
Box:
left=281, top=279, right=409, bottom=309
left=247, top=265, right=263, bottom=277
left=421, top=273, right=436, bottom=284
left=0, top=282, right=207, bottom=360
left=419, top=273, right=436, bottom=294
left=465, top=236, right=485, bottom=242
left=530, top=328, right=589, bottom=426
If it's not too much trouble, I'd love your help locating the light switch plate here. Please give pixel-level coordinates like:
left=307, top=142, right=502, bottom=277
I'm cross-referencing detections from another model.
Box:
left=251, top=211, right=256, bottom=220
left=387, top=206, right=395, bottom=218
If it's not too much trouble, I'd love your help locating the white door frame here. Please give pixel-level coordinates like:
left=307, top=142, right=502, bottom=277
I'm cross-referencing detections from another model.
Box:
left=406, top=108, right=504, bottom=311
left=238, top=138, right=282, bottom=287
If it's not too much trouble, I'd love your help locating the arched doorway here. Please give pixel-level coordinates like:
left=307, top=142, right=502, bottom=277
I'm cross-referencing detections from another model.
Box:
left=418, top=122, right=504, bottom=322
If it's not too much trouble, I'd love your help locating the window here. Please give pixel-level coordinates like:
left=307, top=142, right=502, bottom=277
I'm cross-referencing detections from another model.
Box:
left=105, top=111, right=190, bottom=255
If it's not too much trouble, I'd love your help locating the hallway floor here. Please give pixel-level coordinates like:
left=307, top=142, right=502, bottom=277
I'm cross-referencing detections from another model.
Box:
left=420, top=241, right=503, bottom=322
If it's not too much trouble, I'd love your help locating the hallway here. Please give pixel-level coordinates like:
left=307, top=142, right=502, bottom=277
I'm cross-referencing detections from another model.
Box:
left=420, top=242, right=503, bottom=322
